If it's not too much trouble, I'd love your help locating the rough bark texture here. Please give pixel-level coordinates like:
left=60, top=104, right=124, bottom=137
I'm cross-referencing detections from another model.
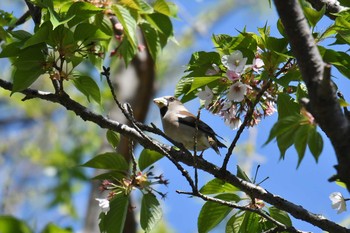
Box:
left=273, top=0, right=350, bottom=192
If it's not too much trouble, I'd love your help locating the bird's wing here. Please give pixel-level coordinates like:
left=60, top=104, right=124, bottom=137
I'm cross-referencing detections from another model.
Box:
left=177, top=110, right=223, bottom=139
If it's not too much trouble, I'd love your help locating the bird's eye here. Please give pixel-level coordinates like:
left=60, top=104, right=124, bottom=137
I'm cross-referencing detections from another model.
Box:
left=169, top=97, right=175, bottom=102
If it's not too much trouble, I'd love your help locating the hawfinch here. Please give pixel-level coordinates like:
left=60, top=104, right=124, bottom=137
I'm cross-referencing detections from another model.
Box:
left=153, top=96, right=226, bottom=154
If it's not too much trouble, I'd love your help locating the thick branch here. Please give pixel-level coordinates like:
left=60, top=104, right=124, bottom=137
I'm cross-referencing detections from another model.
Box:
left=274, top=0, right=350, bottom=192
left=0, top=78, right=348, bottom=232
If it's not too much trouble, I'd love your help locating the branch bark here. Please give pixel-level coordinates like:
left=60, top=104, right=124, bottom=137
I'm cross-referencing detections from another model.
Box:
left=0, top=78, right=348, bottom=232
left=273, top=0, right=350, bottom=192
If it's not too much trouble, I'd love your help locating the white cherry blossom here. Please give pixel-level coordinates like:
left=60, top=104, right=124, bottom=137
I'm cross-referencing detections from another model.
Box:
left=329, top=192, right=347, bottom=214
left=227, top=82, right=248, bottom=102
left=96, top=198, right=110, bottom=215
left=221, top=50, right=247, bottom=73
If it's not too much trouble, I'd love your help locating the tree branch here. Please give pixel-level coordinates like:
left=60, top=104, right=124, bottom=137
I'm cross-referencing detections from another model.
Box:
left=0, top=78, right=348, bottom=232
left=273, top=0, right=350, bottom=192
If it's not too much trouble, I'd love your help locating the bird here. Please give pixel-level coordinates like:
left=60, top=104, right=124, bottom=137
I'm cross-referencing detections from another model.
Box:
left=153, top=96, right=226, bottom=155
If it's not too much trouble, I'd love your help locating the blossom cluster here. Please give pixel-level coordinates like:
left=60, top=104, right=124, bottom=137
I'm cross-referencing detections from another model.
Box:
left=197, top=50, right=277, bottom=129
left=95, top=170, right=168, bottom=215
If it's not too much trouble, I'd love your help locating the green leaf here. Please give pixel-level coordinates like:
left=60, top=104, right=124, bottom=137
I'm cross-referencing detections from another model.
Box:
left=112, top=5, right=137, bottom=49
left=318, top=46, right=350, bottom=78
left=11, top=44, right=46, bottom=93
left=41, top=223, right=73, bottom=233
left=0, top=42, right=22, bottom=58
left=277, top=127, right=297, bottom=159
left=119, top=0, right=153, bottom=13
left=66, top=1, right=103, bottom=27
left=187, top=76, right=222, bottom=94
left=12, top=66, right=45, bottom=94
left=236, top=165, right=251, bottom=182
left=302, top=1, right=325, bottom=27
left=264, top=115, right=300, bottom=145
left=140, top=193, right=162, bottom=232
left=74, top=23, right=110, bottom=42
left=138, top=149, right=164, bottom=171
left=227, top=211, right=263, bottom=233
left=91, top=170, right=125, bottom=180
left=118, top=37, right=137, bottom=66
left=308, top=129, right=323, bottom=162
left=0, top=216, right=32, bottom=233
left=48, top=5, right=74, bottom=29
left=198, top=193, right=239, bottom=233
left=153, top=0, right=177, bottom=17
left=106, top=130, right=120, bottom=149
left=294, top=125, right=309, bottom=167
left=72, top=75, right=101, bottom=104
left=139, top=22, right=161, bottom=61
left=144, top=13, right=173, bottom=48
left=186, top=51, right=221, bottom=74
left=237, top=211, right=261, bottom=233
left=98, top=193, right=129, bottom=233
left=268, top=206, right=292, bottom=227
left=23, top=22, right=52, bottom=48
left=174, top=76, right=194, bottom=100
left=277, top=93, right=300, bottom=119
left=81, top=152, right=129, bottom=170
left=200, top=178, right=239, bottom=195
left=9, top=30, right=32, bottom=40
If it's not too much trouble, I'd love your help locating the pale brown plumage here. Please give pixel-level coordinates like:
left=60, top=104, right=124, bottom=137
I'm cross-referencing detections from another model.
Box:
left=153, top=96, right=226, bottom=154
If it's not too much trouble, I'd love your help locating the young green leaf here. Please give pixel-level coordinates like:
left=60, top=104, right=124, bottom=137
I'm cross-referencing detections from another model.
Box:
left=98, top=193, right=129, bottom=233
left=0, top=216, right=32, bottom=233
left=294, top=125, right=309, bottom=167
left=198, top=193, right=239, bottom=233
left=139, top=22, right=161, bottom=61
left=200, top=178, right=239, bottom=195
left=41, top=223, right=73, bottom=233
left=106, top=130, right=120, bottom=149
left=112, top=4, right=137, bottom=49
left=277, top=93, right=300, bottom=119
left=138, top=149, right=164, bottom=171
left=81, top=152, right=129, bottom=171
left=153, top=0, right=178, bottom=17
left=72, top=75, right=101, bottom=105
left=308, top=129, right=323, bottom=162
left=268, top=206, right=292, bottom=227
left=140, top=193, right=162, bottom=232
left=236, top=165, right=251, bottom=183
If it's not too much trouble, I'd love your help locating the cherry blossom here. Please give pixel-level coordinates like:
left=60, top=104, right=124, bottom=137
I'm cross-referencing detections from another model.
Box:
left=95, top=198, right=110, bottom=215
left=197, top=86, right=214, bottom=108
left=226, top=69, right=241, bottom=81
left=329, top=192, right=347, bottom=214
left=227, top=82, right=248, bottom=102
left=252, top=57, right=264, bottom=72
left=221, top=50, right=247, bottom=73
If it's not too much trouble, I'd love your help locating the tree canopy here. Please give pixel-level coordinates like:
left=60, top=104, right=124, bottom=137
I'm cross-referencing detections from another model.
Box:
left=1, top=0, right=350, bottom=232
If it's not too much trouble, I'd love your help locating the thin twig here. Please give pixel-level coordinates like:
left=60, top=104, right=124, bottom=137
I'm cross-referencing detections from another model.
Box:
left=193, top=109, right=201, bottom=189
left=176, top=190, right=306, bottom=233
left=221, top=58, right=294, bottom=170
left=129, top=138, right=137, bottom=175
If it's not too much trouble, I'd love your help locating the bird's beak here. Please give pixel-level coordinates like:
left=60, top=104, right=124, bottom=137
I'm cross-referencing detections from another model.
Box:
left=153, top=97, right=167, bottom=107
